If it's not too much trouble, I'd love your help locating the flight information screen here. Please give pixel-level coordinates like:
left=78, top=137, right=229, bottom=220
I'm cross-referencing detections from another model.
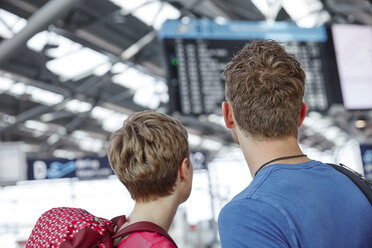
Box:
left=159, top=20, right=342, bottom=115
left=332, top=24, right=372, bottom=110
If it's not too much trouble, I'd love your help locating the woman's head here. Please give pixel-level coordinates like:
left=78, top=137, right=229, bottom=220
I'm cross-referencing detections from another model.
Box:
left=108, top=111, right=189, bottom=202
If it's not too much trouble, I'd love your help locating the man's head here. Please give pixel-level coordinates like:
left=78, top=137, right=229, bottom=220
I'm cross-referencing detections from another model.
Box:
left=224, top=40, right=306, bottom=140
left=108, top=110, right=190, bottom=202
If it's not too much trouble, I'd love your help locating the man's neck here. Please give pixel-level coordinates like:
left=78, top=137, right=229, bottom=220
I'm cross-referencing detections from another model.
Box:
left=238, top=133, right=310, bottom=177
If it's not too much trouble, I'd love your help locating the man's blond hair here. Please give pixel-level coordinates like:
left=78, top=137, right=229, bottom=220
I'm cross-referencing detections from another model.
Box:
left=224, top=40, right=306, bottom=139
left=108, top=110, right=189, bottom=202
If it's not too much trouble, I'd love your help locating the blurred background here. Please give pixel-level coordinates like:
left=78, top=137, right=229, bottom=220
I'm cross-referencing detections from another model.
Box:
left=0, top=0, right=371, bottom=247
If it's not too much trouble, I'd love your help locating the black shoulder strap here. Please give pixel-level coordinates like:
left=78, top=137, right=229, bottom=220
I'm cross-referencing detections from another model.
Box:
left=327, top=163, right=372, bottom=205
left=112, top=221, right=177, bottom=247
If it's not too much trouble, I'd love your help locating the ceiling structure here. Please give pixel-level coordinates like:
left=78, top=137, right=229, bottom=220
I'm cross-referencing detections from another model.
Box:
left=0, top=0, right=371, bottom=159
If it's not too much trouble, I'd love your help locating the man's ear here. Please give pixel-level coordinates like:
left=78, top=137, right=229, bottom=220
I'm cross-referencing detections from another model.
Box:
left=298, top=102, right=308, bottom=127
left=179, top=157, right=190, bottom=181
left=222, top=101, right=235, bottom=129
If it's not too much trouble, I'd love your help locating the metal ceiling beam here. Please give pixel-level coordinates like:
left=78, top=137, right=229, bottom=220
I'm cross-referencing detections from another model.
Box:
left=0, top=99, right=69, bottom=134
left=0, top=70, right=72, bottom=97
left=121, top=30, right=157, bottom=60
left=49, top=26, right=164, bottom=81
left=0, top=0, right=80, bottom=65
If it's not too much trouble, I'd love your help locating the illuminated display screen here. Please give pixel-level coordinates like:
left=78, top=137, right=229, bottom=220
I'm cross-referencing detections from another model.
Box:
left=332, top=24, right=372, bottom=110
left=159, top=20, right=342, bottom=115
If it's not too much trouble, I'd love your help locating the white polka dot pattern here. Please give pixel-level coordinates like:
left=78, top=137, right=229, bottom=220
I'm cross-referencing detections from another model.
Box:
left=25, top=207, right=112, bottom=248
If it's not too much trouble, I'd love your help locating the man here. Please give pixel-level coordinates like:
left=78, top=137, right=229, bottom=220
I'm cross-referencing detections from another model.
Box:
left=218, top=40, right=372, bottom=247
left=108, top=110, right=193, bottom=247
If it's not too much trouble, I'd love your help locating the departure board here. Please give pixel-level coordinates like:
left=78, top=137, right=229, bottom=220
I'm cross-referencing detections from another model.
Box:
left=332, top=24, right=372, bottom=110
left=159, top=20, right=342, bottom=115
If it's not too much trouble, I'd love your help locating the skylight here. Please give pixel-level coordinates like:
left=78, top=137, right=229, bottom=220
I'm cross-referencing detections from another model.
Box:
left=91, top=106, right=116, bottom=121
left=27, top=29, right=112, bottom=81
left=27, top=86, right=64, bottom=106
left=91, top=105, right=129, bottom=132
left=7, top=82, right=26, bottom=95
left=27, top=30, right=82, bottom=58
left=0, top=9, right=27, bottom=39
left=251, top=0, right=282, bottom=21
left=0, top=77, right=14, bottom=92
left=111, top=64, right=168, bottom=109
left=3, top=80, right=64, bottom=106
left=24, top=120, right=48, bottom=132
left=109, top=0, right=180, bottom=29
left=112, top=66, right=154, bottom=90
left=250, top=0, right=330, bottom=27
left=46, top=47, right=110, bottom=81
left=78, top=136, right=104, bottom=153
left=67, top=130, right=105, bottom=154
left=281, top=0, right=330, bottom=27
left=102, top=112, right=128, bottom=132
left=65, top=99, right=92, bottom=113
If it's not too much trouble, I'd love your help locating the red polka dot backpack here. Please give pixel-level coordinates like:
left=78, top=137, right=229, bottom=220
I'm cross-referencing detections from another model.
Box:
left=25, top=207, right=177, bottom=248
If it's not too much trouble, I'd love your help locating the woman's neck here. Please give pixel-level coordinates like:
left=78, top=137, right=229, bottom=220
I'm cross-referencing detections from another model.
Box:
left=126, top=196, right=179, bottom=232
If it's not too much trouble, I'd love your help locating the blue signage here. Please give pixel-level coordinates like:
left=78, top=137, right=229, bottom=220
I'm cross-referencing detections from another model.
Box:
left=158, top=19, right=327, bottom=42
left=28, top=151, right=209, bottom=180
left=27, top=156, right=114, bottom=180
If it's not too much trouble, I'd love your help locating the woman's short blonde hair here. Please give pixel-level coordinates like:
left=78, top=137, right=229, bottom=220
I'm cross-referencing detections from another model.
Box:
left=108, top=110, right=189, bottom=202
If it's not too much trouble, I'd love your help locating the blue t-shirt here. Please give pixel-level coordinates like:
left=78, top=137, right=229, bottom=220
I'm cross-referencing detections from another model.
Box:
left=218, top=160, right=372, bottom=248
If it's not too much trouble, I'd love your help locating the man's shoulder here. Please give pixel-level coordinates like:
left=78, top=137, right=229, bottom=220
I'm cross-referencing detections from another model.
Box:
left=218, top=196, right=293, bottom=247
left=251, top=160, right=333, bottom=191
left=219, top=195, right=284, bottom=224
left=218, top=160, right=337, bottom=220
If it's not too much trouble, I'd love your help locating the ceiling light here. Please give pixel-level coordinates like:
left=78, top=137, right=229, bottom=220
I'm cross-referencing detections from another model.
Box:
left=78, top=137, right=104, bottom=153
left=355, top=119, right=367, bottom=129
left=8, top=82, right=26, bottom=95
left=93, top=62, right=112, bottom=76
left=102, top=113, right=128, bottom=132
left=111, top=62, right=129, bottom=74
left=0, top=77, right=14, bottom=92
left=53, top=149, right=76, bottom=159
left=27, top=86, right=64, bottom=105
left=72, top=130, right=89, bottom=139
left=65, top=99, right=92, bottom=113
left=24, top=120, right=48, bottom=132
left=91, top=106, right=115, bottom=121
left=47, top=133, right=60, bottom=144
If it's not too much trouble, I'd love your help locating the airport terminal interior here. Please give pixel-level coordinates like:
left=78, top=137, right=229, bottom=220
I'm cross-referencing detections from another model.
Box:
left=0, top=0, right=372, bottom=247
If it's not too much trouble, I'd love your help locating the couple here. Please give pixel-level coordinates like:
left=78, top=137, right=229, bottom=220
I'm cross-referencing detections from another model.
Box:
left=108, top=40, right=372, bottom=247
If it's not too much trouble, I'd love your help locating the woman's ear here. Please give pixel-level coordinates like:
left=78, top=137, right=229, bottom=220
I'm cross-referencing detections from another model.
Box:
left=179, top=157, right=191, bottom=181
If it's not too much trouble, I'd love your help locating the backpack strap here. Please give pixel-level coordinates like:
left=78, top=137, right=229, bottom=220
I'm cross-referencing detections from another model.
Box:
left=112, top=221, right=177, bottom=247
left=111, top=215, right=127, bottom=231
left=327, top=163, right=372, bottom=205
